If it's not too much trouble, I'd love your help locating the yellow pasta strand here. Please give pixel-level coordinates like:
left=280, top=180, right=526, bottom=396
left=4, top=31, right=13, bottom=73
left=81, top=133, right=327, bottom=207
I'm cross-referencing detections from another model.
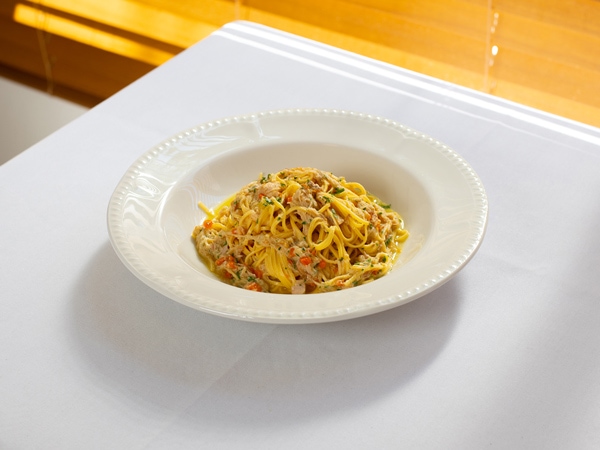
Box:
left=192, top=167, right=408, bottom=294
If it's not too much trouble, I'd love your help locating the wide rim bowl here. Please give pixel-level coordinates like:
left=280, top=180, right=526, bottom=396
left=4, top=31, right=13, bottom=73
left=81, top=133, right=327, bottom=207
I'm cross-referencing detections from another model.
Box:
left=107, top=108, right=488, bottom=323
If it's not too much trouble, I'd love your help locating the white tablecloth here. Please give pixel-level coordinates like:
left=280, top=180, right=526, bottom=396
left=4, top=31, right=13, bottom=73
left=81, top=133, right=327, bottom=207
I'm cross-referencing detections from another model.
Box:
left=2, top=21, right=600, bottom=449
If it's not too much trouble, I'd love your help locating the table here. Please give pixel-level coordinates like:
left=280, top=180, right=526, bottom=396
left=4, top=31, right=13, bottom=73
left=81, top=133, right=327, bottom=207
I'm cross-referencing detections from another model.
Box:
left=2, top=21, right=600, bottom=449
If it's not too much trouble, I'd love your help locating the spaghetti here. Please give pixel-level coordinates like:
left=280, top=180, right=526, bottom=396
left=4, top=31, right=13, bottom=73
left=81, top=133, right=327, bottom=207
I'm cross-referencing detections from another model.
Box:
left=192, top=167, right=408, bottom=294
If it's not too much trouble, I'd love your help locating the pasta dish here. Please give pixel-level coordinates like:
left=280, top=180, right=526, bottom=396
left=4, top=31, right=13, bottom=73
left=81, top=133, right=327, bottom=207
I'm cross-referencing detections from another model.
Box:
left=192, top=167, right=408, bottom=294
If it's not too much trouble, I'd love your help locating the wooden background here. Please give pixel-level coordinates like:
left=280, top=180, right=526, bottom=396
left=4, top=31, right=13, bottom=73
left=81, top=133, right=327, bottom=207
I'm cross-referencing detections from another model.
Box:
left=1, top=0, right=599, bottom=127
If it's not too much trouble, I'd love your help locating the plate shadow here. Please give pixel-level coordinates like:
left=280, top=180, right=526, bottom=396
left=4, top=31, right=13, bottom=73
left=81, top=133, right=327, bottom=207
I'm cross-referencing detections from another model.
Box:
left=69, top=241, right=462, bottom=425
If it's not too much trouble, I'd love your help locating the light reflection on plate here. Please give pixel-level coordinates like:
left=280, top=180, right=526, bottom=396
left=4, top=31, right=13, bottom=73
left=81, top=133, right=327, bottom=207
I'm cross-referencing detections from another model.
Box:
left=107, top=109, right=488, bottom=323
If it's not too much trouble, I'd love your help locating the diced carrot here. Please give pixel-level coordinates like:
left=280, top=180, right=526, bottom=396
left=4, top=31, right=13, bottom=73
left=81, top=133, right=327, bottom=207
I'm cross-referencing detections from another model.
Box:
left=286, top=196, right=293, bottom=204
left=300, top=256, right=312, bottom=265
left=203, top=220, right=213, bottom=229
left=215, top=257, right=226, bottom=266
left=247, top=282, right=262, bottom=292
left=289, top=247, right=296, bottom=257
left=318, top=260, right=326, bottom=269
left=221, top=255, right=236, bottom=269
left=224, top=271, right=233, bottom=279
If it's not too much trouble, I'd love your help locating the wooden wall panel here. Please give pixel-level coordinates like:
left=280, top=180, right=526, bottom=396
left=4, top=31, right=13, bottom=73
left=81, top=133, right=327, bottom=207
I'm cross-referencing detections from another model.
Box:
left=0, top=19, right=156, bottom=105
left=0, top=0, right=599, bottom=126
left=244, top=0, right=489, bottom=73
left=0, top=0, right=171, bottom=105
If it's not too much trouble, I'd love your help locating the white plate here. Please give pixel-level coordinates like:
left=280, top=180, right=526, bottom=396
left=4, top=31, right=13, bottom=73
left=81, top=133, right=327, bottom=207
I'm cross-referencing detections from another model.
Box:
left=107, top=109, right=488, bottom=323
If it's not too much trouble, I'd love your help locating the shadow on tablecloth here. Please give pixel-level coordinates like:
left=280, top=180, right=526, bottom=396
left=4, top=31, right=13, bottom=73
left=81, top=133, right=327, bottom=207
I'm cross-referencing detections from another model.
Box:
left=69, top=241, right=462, bottom=426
